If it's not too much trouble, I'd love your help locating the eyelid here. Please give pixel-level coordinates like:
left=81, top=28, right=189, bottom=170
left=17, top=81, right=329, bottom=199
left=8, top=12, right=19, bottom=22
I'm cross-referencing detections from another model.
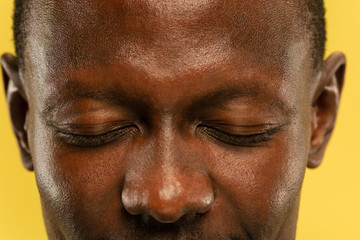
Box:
left=199, top=121, right=283, bottom=134
left=49, top=121, right=137, bottom=135
left=54, top=125, right=139, bottom=147
left=47, top=120, right=140, bottom=147
left=198, top=123, right=285, bottom=147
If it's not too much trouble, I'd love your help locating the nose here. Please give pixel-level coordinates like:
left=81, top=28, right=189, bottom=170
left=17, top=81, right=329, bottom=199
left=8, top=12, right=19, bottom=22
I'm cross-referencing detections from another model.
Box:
left=121, top=168, right=214, bottom=223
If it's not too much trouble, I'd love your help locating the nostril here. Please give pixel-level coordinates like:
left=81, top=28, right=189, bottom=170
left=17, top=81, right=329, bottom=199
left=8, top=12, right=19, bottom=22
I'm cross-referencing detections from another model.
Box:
left=148, top=202, right=185, bottom=223
left=121, top=188, right=148, bottom=216
left=197, top=193, right=214, bottom=213
left=121, top=172, right=215, bottom=224
left=122, top=188, right=186, bottom=223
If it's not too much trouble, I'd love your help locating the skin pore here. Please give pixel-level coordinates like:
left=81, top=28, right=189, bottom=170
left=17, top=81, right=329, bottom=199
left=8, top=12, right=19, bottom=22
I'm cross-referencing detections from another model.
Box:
left=1, top=0, right=346, bottom=239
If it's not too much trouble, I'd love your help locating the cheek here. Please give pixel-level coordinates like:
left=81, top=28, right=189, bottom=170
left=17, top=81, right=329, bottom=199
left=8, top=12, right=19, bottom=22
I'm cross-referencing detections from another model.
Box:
left=205, top=119, right=308, bottom=234
left=30, top=117, right=129, bottom=237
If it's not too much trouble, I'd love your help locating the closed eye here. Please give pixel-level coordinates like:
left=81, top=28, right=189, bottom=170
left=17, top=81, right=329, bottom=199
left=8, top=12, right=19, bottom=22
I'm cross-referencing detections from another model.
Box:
left=199, top=124, right=282, bottom=147
left=55, top=125, right=139, bottom=147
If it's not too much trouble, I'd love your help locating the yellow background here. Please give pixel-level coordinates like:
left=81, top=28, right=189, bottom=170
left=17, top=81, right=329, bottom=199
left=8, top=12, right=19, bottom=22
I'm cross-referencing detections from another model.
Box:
left=0, top=1, right=359, bottom=239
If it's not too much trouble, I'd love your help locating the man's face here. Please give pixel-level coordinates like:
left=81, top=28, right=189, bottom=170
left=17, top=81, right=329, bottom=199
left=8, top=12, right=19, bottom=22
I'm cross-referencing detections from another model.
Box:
left=19, top=0, right=316, bottom=239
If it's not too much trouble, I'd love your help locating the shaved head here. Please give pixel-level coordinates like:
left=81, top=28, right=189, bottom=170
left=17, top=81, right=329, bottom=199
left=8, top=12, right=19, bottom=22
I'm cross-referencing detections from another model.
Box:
left=14, top=0, right=325, bottom=70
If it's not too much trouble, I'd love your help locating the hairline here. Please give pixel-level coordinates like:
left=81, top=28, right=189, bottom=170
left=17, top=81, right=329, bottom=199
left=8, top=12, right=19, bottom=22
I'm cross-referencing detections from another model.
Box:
left=12, top=0, right=326, bottom=73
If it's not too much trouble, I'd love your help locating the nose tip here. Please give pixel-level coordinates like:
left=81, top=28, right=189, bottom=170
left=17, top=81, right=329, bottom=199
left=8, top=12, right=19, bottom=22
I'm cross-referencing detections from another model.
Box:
left=121, top=173, right=214, bottom=223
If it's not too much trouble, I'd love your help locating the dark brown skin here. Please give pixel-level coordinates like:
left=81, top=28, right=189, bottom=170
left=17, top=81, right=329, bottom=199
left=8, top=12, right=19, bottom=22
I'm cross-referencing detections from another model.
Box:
left=1, top=0, right=346, bottom=239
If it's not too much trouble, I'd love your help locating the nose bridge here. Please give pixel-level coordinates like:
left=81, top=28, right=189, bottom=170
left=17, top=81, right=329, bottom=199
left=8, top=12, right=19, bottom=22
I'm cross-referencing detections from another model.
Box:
left=121, top=119, right=214, bottom=223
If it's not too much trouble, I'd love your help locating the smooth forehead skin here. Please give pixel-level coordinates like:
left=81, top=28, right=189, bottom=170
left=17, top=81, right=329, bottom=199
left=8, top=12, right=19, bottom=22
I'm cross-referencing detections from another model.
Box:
left=22, top=0, right=316, bottom=239
left=24, top=0, right=310, bottom=81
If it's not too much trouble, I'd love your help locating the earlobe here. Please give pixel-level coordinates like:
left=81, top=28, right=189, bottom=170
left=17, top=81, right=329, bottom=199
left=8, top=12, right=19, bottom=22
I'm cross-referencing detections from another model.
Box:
left=308, top=52, right=346, bottom=168
left=1, top=53, right=33, bottom=171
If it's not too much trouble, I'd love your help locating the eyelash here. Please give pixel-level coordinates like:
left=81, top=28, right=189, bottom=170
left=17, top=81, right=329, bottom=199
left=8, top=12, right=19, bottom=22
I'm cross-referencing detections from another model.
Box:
left=55, top=124, right=279, bottom=148
left=56, top=126, right=138, bottom=147
left=199, top=125, right=279, bottom=147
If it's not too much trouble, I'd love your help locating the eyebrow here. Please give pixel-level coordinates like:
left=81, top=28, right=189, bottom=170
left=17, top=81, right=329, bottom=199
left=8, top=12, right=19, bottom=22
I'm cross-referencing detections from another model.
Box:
left=41, top=82, right=142, bottom=120
left=186, top=84, right=296, bottom=121
left=188, top=84, right=261, bottom=110
left=41, top=79, right=293, bottom=121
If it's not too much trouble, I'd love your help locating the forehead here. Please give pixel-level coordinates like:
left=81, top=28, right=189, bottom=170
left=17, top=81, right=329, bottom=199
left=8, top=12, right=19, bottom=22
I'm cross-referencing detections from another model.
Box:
left=25, top=0, right=309, bottom=75
left=24, top=0, right=313, bottom=117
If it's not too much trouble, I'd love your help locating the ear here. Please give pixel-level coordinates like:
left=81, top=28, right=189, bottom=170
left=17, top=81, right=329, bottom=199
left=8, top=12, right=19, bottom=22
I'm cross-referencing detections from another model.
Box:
left=1, top=53, right=33, bottom=171
left=308, top=52, right=346, bottom=168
